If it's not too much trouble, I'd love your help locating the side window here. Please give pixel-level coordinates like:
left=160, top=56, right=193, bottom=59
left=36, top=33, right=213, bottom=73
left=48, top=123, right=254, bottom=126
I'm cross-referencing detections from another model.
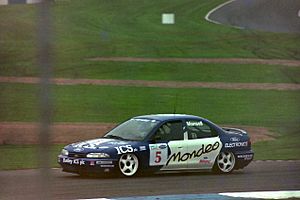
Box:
left=152, top=121, right=184, bottom=141
left=186, top=120, right=218, bottom=139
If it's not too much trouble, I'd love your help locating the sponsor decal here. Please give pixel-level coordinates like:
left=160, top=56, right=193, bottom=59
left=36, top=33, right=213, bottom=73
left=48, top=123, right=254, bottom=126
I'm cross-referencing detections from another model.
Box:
left=73, top=148, right=84, bottom=152
left=199, top=159, right=211, bottom=164
left=62, top=158, right=73, bottom=164
left=98, top=146, right=109, bottom=149
left=72, top=139, right=114, bottom=150
left=139, top=146, right=146, bottom=151
left=96, top=160, right=113, bottom=165
left=62, top=158, right=85, bottom=165
left=149, top=143, right=168, bottom=166
left=114, top=145, right=134, bottom=154
left=150, top=144, right=167, bottom=151
left=237, top=154, right=253, bottom=160
left=225, top=141, right=248, bottom=148
left=159, top=144, right=167, bottom=149
left=151, top=146, right=158, bottom=150
left=187, top=121, right=203, bottom=127
left=166, top=142, right=220, bottom=166
left=90, top=161, right=95, bottom=166
left=199, top=157, right=211, bottom=164
left=230, top=137, right=240, bottom=142
left=100, top=165, right=114, bottom=168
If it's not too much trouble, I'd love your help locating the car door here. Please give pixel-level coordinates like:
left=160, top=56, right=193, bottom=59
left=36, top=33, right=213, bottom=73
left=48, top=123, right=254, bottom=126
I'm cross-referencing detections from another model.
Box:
left=149, top=120, right=189, bottom=170
left=185, top=119, right=222, bottom=169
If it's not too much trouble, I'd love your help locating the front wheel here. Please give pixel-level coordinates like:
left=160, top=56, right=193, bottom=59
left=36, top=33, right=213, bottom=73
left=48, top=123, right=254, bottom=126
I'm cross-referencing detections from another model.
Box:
left=213, top=152, right=236, bottom=174
left=118, top=153, right=139, bottom=177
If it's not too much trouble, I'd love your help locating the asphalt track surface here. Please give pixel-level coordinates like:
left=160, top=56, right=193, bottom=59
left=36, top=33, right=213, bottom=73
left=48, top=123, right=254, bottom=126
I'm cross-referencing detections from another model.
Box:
left=0, top=161, right=299, bottom=200
left=207, top=0, right=300, bottom=33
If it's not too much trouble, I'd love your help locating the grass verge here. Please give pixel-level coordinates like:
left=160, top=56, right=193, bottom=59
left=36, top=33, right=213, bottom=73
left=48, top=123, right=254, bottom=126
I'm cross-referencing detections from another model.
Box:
left=0, top=0, right=300, bottom=72
left=0, top=144, right=64, bottom=170
left=2, top=62, right=299, bottom=84
left=0, top=83, right=299, bottom=126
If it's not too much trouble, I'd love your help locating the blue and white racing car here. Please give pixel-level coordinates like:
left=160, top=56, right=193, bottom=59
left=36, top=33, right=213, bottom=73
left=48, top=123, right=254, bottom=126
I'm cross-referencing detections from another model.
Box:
left=58, top=114, right=254, bottom=177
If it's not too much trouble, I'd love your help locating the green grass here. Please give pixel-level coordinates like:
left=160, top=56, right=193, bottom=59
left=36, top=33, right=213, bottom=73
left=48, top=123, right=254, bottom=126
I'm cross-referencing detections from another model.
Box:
left=0, top=0, right=300, bottom=74
left=0, top=144, right=64, bottom=170
left=53, top=62, right=300, bottom=84
left=1, top=83, right=299, bottom=127
left=2, top=61, right=299, bottom=84
left=253, top=125, right=300, bottom=160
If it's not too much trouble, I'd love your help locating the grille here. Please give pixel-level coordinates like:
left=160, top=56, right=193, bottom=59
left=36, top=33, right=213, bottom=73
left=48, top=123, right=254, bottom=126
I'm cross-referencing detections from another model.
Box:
left=68, top=152, right=87, bottom=158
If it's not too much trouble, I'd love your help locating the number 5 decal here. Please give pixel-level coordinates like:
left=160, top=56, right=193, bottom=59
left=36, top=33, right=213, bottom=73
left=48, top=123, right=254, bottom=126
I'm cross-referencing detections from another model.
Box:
left=155, top=151, right=162, bottom=163
left=149, top=143, right=168, bottom=166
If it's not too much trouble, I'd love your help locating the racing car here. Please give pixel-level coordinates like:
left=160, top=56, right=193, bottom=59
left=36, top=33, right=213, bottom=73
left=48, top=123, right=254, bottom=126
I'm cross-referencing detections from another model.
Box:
left=58, top=114, right=254, bottom=177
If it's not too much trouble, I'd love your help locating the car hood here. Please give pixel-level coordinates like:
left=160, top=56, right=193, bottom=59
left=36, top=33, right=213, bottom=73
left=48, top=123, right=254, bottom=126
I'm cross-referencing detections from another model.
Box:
left=65, top=138, right=131, bottom=152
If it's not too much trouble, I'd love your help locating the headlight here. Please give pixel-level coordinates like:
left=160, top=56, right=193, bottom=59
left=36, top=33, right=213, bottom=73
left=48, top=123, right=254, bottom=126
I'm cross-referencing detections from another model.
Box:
left=86, top=153, right=110, bottom=158
left=61, top=149, right=69, bottom=156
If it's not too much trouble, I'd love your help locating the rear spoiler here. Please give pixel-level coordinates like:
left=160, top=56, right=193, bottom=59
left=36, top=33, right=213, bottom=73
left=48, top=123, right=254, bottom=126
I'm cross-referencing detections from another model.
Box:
left=222, top=127, right=247, bottom=135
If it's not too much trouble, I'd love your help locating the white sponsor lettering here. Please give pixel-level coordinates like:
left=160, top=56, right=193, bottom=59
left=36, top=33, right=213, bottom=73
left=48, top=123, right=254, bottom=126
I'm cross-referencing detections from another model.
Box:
left=139, top=146, right=146, bottom=151
left=63, top=158, right=73, bottom=165
left=114, top=145, right=134, bottom=154
left=62, top=158, right=85, bottom=165
left=237, top=154, right=253, bottom=160
left=72, top=139, right=110, bottom=149
left=187, top=121, right=203, bottom=127
left=230, top=137, right=240, bottom=142
left=225, top=142, right=248, bottom=148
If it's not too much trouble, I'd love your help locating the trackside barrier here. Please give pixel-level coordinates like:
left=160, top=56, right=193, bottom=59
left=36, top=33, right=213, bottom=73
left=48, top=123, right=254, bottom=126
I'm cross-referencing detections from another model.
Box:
left=0, top=0, right=41, bottom=5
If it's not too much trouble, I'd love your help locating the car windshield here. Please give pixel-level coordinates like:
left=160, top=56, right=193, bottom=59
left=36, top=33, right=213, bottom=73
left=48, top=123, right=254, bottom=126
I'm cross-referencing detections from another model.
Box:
left=104, top=118, right=160, bottom=141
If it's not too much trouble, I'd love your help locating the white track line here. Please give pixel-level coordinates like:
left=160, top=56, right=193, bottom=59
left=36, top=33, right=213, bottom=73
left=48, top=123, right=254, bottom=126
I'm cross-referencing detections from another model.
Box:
left=77, top=191, right=300, bottom=200
left=205, top=0, right=236, bottom=24
left=204, top=0, right=244, bottom=29
left=220, top=191, right=300, bottom=199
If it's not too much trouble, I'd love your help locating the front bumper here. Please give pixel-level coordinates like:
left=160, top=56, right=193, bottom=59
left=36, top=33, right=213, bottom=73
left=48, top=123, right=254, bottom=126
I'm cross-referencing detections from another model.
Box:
left=58, top=155, right=118, bottom=175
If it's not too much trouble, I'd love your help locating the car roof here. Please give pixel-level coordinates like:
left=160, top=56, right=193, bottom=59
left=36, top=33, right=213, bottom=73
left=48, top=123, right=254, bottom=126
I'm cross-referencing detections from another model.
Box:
left=133, top=114, right=204, bottom=122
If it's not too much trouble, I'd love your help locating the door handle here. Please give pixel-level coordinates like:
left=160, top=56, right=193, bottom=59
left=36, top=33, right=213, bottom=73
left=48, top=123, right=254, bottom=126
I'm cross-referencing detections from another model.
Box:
left=178, top=146, right=183, bottom=149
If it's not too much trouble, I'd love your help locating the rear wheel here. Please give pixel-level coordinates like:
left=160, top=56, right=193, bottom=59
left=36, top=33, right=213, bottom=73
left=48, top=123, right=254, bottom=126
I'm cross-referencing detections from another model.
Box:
left=214, top=152, right=236, bottom=173
left=118, top=153, right=139, bottom=177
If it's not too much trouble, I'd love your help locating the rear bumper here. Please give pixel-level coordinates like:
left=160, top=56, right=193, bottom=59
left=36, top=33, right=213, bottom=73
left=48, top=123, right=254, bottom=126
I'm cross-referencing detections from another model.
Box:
left=58, top=155, right=118, bottom=175
left=234, top=150, right=254, bottom=169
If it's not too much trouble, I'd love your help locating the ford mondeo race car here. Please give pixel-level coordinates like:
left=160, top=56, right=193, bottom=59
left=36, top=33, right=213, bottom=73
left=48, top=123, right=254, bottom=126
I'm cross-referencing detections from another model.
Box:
left=58, top=114, right=254, bottom=177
